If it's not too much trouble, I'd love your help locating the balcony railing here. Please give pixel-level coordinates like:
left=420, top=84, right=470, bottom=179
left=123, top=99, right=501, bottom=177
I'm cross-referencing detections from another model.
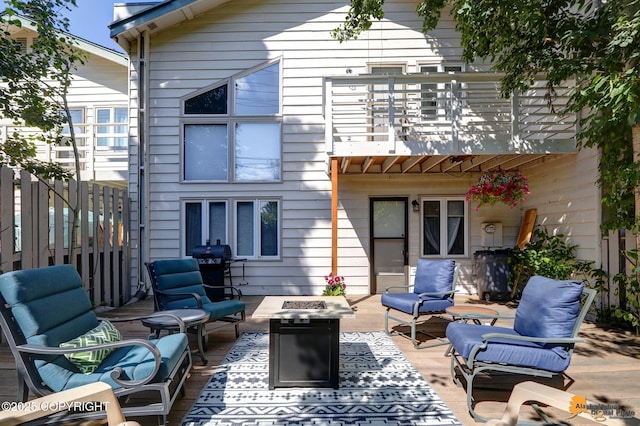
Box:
left=324, top=72, right=578, bottom=157
left=1, top=122, right=128, bottom=184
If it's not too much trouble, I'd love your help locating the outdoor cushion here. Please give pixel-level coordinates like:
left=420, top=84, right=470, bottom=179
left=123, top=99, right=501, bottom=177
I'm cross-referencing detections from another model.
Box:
left=60, top=320, right=122, bottom=374
left=514, top=276, right=584, bottom=339
left=446, top=322, right=572, bottom=372
left=413, top=258, right=455, bottom=296
left=151, top=258, right=246, bottom=318
left=381, top=293, right=453, bottom=315
left=40, top=333, right=189, bottom=391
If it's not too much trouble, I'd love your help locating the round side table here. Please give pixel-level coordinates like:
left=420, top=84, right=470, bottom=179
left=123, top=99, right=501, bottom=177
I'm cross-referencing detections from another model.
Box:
left=142, top=309, right=210, bottom=365
left=446, top=305, right=499, bottom=325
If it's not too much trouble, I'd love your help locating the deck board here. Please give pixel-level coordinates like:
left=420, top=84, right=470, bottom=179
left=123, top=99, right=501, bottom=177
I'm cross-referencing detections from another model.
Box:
left=1, top=294, right=638, bottom=425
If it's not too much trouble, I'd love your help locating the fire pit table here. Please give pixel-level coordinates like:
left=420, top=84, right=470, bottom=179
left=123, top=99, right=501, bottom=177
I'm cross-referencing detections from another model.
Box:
left=252, top=296, right=355, bottom=389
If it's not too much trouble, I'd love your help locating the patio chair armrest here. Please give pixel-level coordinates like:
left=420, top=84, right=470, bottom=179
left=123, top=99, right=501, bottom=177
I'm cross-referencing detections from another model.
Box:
left=384, top=284, right=413, bottom=293
left=152, top=287, right=204, bottom=309
left=100, top=312, right=186, bottom=333
left=17, top=339, right=163, bottom=388
left=202, top=283, right=243, bottom=299
left=480, top=332, right=584, bottom=345
left=417, top=289, right=457, bottom=299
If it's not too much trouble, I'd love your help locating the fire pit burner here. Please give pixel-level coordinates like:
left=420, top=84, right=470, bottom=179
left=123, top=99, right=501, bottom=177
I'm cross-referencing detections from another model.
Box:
left=282, top=301, right=327, bottom=310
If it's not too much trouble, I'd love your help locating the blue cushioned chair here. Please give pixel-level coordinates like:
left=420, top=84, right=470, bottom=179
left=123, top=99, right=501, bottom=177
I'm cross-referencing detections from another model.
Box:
left=146, top=259, right=246, bottom=345
left=381, top=259, right=458, bottom=348
left=446, top=275, right=596, bottom=422
left=0, top=265, right=192, bottom=425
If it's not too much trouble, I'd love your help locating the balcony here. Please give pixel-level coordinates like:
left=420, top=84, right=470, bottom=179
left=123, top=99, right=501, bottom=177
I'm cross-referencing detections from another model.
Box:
left=324, top=72, right=578, bottom=174
left=1, top=121, right=128, bottom=187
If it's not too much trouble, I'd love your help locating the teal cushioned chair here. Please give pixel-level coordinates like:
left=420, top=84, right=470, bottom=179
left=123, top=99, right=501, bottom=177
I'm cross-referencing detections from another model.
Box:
left=146, top=259, right=246, bottom=344
left=0, top=265, right=192, bottom=424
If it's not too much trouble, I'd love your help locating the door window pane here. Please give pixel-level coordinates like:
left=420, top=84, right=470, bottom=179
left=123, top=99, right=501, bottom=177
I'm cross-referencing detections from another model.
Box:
left=260, top=201, right=278, bottom=256
left=184, top=124, right=228, bottom=180
left=236, top=201, right=254, bottom=257
left=372, top=200, right=405, bottom=238
left=235, top=123, right=281, bottom=181
left=235, top=63, right=279, bottom=115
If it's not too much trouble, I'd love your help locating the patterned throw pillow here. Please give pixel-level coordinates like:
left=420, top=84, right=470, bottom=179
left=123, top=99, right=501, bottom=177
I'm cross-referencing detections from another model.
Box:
left=60, top=320, right=122, bottom=374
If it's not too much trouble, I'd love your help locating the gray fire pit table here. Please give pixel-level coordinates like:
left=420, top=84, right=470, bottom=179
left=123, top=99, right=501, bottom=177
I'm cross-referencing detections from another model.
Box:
left=252, top=296, right=355, bottom=389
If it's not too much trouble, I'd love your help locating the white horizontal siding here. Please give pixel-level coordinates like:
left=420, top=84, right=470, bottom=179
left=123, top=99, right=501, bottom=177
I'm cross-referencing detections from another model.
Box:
left=130, top=0, right=601, bottom=296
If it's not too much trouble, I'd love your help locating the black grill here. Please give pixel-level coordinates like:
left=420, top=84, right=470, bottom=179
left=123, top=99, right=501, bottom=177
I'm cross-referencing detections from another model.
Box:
left=192, top=240, right=233, bottom=301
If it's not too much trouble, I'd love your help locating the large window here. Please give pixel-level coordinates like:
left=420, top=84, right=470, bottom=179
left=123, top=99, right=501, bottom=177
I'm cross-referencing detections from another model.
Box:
left=184, top=199, right=280, bottom=259
left=421, top=198, right=467, bottom=257
left=182, top=61, right=281, bottom=182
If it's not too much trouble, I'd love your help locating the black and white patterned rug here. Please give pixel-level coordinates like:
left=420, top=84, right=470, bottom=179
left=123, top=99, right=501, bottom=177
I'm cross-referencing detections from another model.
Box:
left=182, top=331, right=461, bottom=425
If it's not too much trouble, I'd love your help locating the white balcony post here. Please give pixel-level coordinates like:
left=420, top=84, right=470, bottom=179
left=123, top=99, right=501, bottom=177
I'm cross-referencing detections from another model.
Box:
left=450, top=79, right=459, bottom=152
left=324, top=78, right=334, bottom=155
left=388, top=77, right=396, bottom=152
left=511, top=89, right=520, bottom=150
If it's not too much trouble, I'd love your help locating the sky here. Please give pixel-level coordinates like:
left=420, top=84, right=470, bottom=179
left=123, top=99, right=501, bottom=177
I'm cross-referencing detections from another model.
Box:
left=1, top=0, right=160, bottom=51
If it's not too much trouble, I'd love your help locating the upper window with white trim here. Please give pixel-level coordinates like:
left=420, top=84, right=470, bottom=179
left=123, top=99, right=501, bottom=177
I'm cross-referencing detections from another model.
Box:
left=420, top=197, right=468, bottom=257
left=182, top=60, right=281, bottom=182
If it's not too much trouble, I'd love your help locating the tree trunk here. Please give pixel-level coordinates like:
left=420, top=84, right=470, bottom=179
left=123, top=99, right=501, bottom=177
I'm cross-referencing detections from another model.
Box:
left=634, top=125, right=640, bottom=251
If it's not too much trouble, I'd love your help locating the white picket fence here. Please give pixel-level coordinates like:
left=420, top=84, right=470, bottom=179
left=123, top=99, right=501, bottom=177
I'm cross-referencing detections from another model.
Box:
left=0, top=167, right=131, bottom=307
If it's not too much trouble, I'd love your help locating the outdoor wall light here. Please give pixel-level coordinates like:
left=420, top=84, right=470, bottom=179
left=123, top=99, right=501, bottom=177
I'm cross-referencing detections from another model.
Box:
left=412, top=199, right=420, bottom=212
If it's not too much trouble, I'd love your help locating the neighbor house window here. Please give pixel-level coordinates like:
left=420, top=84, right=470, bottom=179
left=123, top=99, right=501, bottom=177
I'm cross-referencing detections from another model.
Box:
left=421, top=198, right=467, bottom=257
left=182, top=61, right=281, bottom=182
left=59, top=108, right=86, bottom=166
left=184, top=199, right=280, bottom=259
left=96, top=107, right=128, bottom=149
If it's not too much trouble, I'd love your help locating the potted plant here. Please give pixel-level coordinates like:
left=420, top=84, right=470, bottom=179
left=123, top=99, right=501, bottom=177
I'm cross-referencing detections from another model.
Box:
left=323, top=272, right=346, bottom=296
left=466, top=169, right=530, bottom=210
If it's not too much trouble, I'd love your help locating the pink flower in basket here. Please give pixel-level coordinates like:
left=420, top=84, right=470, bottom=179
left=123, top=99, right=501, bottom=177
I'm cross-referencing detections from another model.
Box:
left=466, top=169, right=530, bottom=210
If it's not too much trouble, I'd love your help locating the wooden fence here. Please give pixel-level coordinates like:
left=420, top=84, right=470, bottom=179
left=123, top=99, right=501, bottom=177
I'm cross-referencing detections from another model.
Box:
left=0, top=167, right=131, bottom=307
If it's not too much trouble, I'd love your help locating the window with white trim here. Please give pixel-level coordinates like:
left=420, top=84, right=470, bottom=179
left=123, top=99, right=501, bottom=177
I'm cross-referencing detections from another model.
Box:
left=96, top=107, right=128, bottom=150
left=419, top=65, right=463, bottom=122
left=182, top=60, right=281, bottom=182
left=420, top=197, right=468, bottom=257
left=184, top=199, right=280, bottom=259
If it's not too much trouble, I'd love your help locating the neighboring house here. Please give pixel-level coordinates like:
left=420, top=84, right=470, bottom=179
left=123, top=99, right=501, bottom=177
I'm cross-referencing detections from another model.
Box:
left=0, top=15, right=130, bottom=188
left=109, top=0, right=603, bottom=296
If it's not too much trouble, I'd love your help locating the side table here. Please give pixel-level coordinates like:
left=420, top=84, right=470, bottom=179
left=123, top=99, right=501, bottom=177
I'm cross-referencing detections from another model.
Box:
left=142, top=309, right=210, bottom=365
left=446, top=305, right=499, bottom=326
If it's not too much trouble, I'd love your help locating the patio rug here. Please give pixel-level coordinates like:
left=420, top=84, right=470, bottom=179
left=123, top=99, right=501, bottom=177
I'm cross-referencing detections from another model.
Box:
left=181, top=331, right=462, bottom=425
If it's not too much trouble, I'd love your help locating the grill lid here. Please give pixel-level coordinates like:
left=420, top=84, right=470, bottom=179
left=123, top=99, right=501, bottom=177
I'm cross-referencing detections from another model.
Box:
left=192, top=239, right=232, bottom=262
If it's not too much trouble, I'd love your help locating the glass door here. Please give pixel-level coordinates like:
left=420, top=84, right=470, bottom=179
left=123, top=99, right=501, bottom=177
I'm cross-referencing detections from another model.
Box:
left=371, top=198, right=408, bottom=294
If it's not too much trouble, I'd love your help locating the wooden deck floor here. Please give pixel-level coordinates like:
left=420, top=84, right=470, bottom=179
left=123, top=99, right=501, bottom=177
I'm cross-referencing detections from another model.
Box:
left=1, top=294, right=639, bottom=425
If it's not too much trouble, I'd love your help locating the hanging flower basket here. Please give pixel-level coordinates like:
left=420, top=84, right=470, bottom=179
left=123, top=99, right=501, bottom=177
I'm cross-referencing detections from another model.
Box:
left=322, top=272, right=346, bottom=296
left=466, top=169, right=530, bottom=210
